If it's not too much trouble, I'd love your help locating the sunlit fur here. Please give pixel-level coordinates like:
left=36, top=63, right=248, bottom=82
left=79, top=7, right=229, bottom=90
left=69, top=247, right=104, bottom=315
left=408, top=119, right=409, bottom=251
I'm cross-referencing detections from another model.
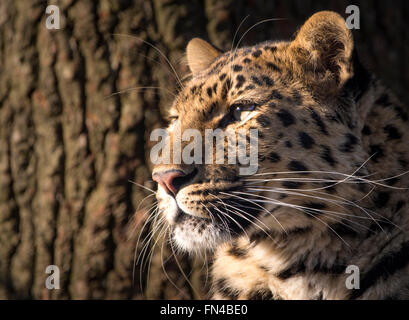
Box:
left=149, top=11, right=409, bottom=299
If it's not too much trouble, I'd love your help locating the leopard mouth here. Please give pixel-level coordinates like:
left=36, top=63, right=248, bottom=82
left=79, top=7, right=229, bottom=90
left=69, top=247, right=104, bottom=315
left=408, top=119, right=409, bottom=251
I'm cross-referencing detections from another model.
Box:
left=174, top=207, right=212, bottom=224
left=174, top=190, right=263, bottom=228
left=159, top=184, right=265, bottom=251
left=169, top=195, right=265, bottom=252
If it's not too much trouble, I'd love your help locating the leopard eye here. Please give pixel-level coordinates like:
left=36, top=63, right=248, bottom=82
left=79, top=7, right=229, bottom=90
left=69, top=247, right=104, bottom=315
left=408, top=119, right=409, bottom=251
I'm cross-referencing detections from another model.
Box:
left=232, top=104, right=256, bottom=122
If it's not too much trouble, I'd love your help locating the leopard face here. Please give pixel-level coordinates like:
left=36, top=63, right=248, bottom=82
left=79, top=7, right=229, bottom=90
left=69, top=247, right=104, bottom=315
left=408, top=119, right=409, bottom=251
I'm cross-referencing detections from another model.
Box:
left=152, top=11, right=371, bottom=253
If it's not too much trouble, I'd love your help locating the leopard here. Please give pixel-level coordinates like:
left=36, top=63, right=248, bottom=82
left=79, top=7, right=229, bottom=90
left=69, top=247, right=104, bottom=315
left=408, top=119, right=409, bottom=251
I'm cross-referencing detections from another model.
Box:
left=151, top=11, right=409, bottom=299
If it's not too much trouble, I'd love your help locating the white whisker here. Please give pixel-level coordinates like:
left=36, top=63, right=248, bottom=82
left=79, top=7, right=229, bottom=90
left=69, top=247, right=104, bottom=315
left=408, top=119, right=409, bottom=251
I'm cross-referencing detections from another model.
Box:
left=220, top=191, right=287, bottom=234
left=111, top=33, right=184, bottom=89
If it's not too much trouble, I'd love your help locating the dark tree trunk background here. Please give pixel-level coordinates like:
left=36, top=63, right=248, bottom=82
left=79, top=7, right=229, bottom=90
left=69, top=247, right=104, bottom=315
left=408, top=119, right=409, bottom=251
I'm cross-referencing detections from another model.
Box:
left=0, top=0, right=408, bottom=299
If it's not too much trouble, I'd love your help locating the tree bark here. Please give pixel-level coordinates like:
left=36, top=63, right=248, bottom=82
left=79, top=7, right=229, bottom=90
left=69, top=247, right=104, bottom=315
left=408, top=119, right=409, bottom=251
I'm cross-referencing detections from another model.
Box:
left=0, top=0, right=407, bottom=299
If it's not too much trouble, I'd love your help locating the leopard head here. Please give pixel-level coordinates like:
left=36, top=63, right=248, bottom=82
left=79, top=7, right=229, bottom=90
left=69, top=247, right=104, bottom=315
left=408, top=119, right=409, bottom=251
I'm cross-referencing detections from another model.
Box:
left=152, top=11, right=371, bottom=253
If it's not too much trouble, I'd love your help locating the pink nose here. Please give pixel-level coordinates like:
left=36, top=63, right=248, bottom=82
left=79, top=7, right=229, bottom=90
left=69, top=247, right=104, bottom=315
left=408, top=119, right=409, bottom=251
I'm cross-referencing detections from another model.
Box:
left=152, top=170, right=186, bottom=195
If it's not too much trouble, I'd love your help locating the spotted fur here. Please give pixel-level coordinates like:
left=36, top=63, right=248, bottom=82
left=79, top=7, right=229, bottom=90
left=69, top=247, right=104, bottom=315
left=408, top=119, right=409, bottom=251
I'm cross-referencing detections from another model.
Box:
left=152, top=11, right=409, bottom=299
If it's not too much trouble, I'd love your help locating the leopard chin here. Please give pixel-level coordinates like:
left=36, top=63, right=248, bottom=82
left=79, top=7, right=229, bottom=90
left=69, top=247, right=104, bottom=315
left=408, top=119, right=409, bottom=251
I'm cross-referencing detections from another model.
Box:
left=157, top=187, right=231, bottom=252
left=172, top=212, right=229, bottom=252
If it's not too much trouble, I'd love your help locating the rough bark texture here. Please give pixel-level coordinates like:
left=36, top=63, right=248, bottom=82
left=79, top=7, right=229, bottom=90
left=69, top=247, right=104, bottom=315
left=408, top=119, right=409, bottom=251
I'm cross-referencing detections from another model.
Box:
left=0, top=0, right=408, bottom=299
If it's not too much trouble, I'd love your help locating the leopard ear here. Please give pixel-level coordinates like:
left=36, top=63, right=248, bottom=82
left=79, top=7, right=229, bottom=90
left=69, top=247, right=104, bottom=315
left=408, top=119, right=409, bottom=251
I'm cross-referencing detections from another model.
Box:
left=288, top=11, right=354, bottom=96
left=186, top=38, right=221, bottom=75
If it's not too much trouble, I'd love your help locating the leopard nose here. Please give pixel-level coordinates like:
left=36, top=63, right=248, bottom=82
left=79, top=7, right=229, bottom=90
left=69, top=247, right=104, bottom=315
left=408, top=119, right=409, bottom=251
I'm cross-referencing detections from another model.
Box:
left=152, top=170, right=187, bottom=196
